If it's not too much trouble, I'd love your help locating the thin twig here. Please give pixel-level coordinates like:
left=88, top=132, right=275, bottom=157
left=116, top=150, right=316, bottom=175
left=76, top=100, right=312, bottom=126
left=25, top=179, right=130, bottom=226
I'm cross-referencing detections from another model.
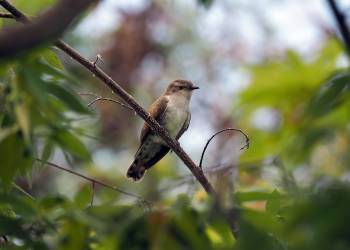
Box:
left=35, top=158, right=148, bottom=203
left=0, top=12, right=13, bottom=18
left=199, top=128, right=250, bottom=169
left=77, top=92, right=134, bottom=111
left=87, top=97, right=134, bottom=110
left=1, top=0, right=215, bottom=196
left=92, top=54, right=104, bottom=67
left=160, top=160, right=264, bottom=194
left=12, top=182, right=36, bottom=200
left=76, top=92, right=99, bottom=98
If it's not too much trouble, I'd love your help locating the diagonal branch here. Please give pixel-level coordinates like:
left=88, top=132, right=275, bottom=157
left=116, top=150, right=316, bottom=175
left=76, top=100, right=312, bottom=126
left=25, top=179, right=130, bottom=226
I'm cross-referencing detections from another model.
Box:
left=1, top=1, right=245, bottom=238
left=35, top=158, right=148, bottom=203
left=56, top=42, right=217, bottom=196
left=0, top=0, right=98, bottom=58
left=0, top=0, right=214, bottom=197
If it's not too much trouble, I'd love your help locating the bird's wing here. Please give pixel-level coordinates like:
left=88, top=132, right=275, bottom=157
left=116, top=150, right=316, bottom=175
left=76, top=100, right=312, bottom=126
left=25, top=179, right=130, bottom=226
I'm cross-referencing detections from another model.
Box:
left=140, top=96, right=169, bottom=143
left=176, top=112, right=191, bottom=140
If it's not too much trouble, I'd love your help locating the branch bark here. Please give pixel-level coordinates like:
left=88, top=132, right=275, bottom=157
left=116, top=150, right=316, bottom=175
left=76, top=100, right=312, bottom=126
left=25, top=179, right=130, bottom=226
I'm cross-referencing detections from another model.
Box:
left=0, top=0, right=240, bottom=238
left=0, top=0, right=215, bottom=201
left=0, top=0, right=98, bottom=58
left=327, top=0, right=350, bottom=58
left=54, top=41, right=217, bottom=194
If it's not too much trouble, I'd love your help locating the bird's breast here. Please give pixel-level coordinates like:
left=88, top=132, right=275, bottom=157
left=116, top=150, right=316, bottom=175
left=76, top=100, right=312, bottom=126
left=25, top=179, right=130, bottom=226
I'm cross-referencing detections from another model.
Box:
left=162, top=96, right=189, bottom=138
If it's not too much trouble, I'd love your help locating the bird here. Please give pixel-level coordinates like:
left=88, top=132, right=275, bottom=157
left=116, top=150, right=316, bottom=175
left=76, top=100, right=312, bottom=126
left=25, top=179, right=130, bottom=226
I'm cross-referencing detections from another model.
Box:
left=127, top=79, right=199, bottom=181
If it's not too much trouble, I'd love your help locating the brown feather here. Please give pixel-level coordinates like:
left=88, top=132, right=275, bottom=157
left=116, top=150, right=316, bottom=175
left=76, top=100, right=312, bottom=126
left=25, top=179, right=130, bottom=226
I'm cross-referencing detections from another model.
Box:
left=127, top=79, right=195, bottom=181
left=140, top=96, right=169, bottom=143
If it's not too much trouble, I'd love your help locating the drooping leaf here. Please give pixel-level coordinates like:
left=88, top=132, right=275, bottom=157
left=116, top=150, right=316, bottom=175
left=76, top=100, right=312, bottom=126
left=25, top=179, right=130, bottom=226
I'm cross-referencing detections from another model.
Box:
left=41, top=140, right=54, bottom=164
left=74, top=185, right=93, bottom=208
left=54, top=130, right=90, bottom=160
left=45, top=82, right=90, bottom=114
left=0, top=131, right=32, bottom=190
left=41, top=49, right=64, bottom=70
left=307, top=72, right=350, bottom=117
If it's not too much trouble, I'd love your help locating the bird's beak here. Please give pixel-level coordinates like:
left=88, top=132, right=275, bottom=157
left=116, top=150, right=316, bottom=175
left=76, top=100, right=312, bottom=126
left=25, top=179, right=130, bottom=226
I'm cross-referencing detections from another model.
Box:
left=190, top=86, right=200, bottom=90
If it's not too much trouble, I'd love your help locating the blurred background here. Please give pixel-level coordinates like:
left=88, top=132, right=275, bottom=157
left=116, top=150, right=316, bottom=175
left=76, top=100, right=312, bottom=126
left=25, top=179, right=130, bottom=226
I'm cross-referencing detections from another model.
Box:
left=1, top=0, right=350, bottom=249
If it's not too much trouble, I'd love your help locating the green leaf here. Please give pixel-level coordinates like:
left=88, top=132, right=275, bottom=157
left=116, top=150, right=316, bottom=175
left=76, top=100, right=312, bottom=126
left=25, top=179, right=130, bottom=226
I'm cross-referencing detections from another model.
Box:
left=36, top=58, right=78, bottom=85
left=45, top=82, right=90, bottom=114
left=18, top=63, right=47, bottom=104
left=74, top=185, right=93, bottom=208
left=41, top=49, right=64, bottom=70
left=41, top=141, right=54, bottom=164
left=0, top=131, right=32, bottom=190
left=307, top=72, right=350, bottom=117
left=54, top=130, right=90, bottom=160
left=243, top=209, right=281, bottom=233
left=266, top=190, right=283, bottom=215
left=239, top=218, right=287, bottom=250
left=15, top=102, right=31, bottom=143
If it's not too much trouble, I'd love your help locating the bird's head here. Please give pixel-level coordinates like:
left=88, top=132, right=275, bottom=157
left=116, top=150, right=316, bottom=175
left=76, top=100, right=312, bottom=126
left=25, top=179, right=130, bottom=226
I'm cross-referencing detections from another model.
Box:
left=165, top=79, right=199, bottom=99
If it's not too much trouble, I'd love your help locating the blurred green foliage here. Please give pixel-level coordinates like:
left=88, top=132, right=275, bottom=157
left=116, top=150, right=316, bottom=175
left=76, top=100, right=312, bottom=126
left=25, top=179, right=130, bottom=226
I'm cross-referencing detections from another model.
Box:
left=11, top=0, right=57, bottom=15
left=0, top=49, right=91, bottom=190
left=239, top=39, right=350, bottom=164
left=1, top=0, right=350, bottom=249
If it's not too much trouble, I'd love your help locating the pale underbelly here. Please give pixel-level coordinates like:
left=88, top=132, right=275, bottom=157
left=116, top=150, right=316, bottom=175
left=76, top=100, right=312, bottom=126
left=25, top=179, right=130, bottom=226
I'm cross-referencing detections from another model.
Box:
left=152, top=109, right=187, bottom=144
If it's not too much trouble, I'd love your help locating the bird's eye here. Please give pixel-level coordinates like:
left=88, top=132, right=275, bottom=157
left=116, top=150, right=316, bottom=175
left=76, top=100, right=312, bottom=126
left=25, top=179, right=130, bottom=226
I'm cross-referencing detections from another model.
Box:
left=179, top=86, right=184, bottom=90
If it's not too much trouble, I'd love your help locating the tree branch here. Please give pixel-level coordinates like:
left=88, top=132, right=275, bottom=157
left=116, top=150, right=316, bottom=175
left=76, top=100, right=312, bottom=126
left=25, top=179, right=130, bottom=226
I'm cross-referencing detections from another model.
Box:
left=1, top=0, right=214, bottom=194
left=54, top=41, right=217, bottom=195
left=327, top=0, right=350, bottom=58
left=35, top=159, right=149, bottom=205
left=1, top=1, right=245, bottom=237
left=0, top=0, right=98, bottom=58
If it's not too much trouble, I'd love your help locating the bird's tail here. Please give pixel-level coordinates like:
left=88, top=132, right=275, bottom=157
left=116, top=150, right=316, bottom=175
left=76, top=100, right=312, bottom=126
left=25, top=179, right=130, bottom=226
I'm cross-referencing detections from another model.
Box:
left=127, top=138, right=170, bottom=181
left=127, top=158, right=146, bottom=181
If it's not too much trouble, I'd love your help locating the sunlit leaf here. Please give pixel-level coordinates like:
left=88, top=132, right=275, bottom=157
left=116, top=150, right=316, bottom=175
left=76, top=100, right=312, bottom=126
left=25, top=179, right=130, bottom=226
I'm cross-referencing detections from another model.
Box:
left=41, top=49, right=65, bottom=70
